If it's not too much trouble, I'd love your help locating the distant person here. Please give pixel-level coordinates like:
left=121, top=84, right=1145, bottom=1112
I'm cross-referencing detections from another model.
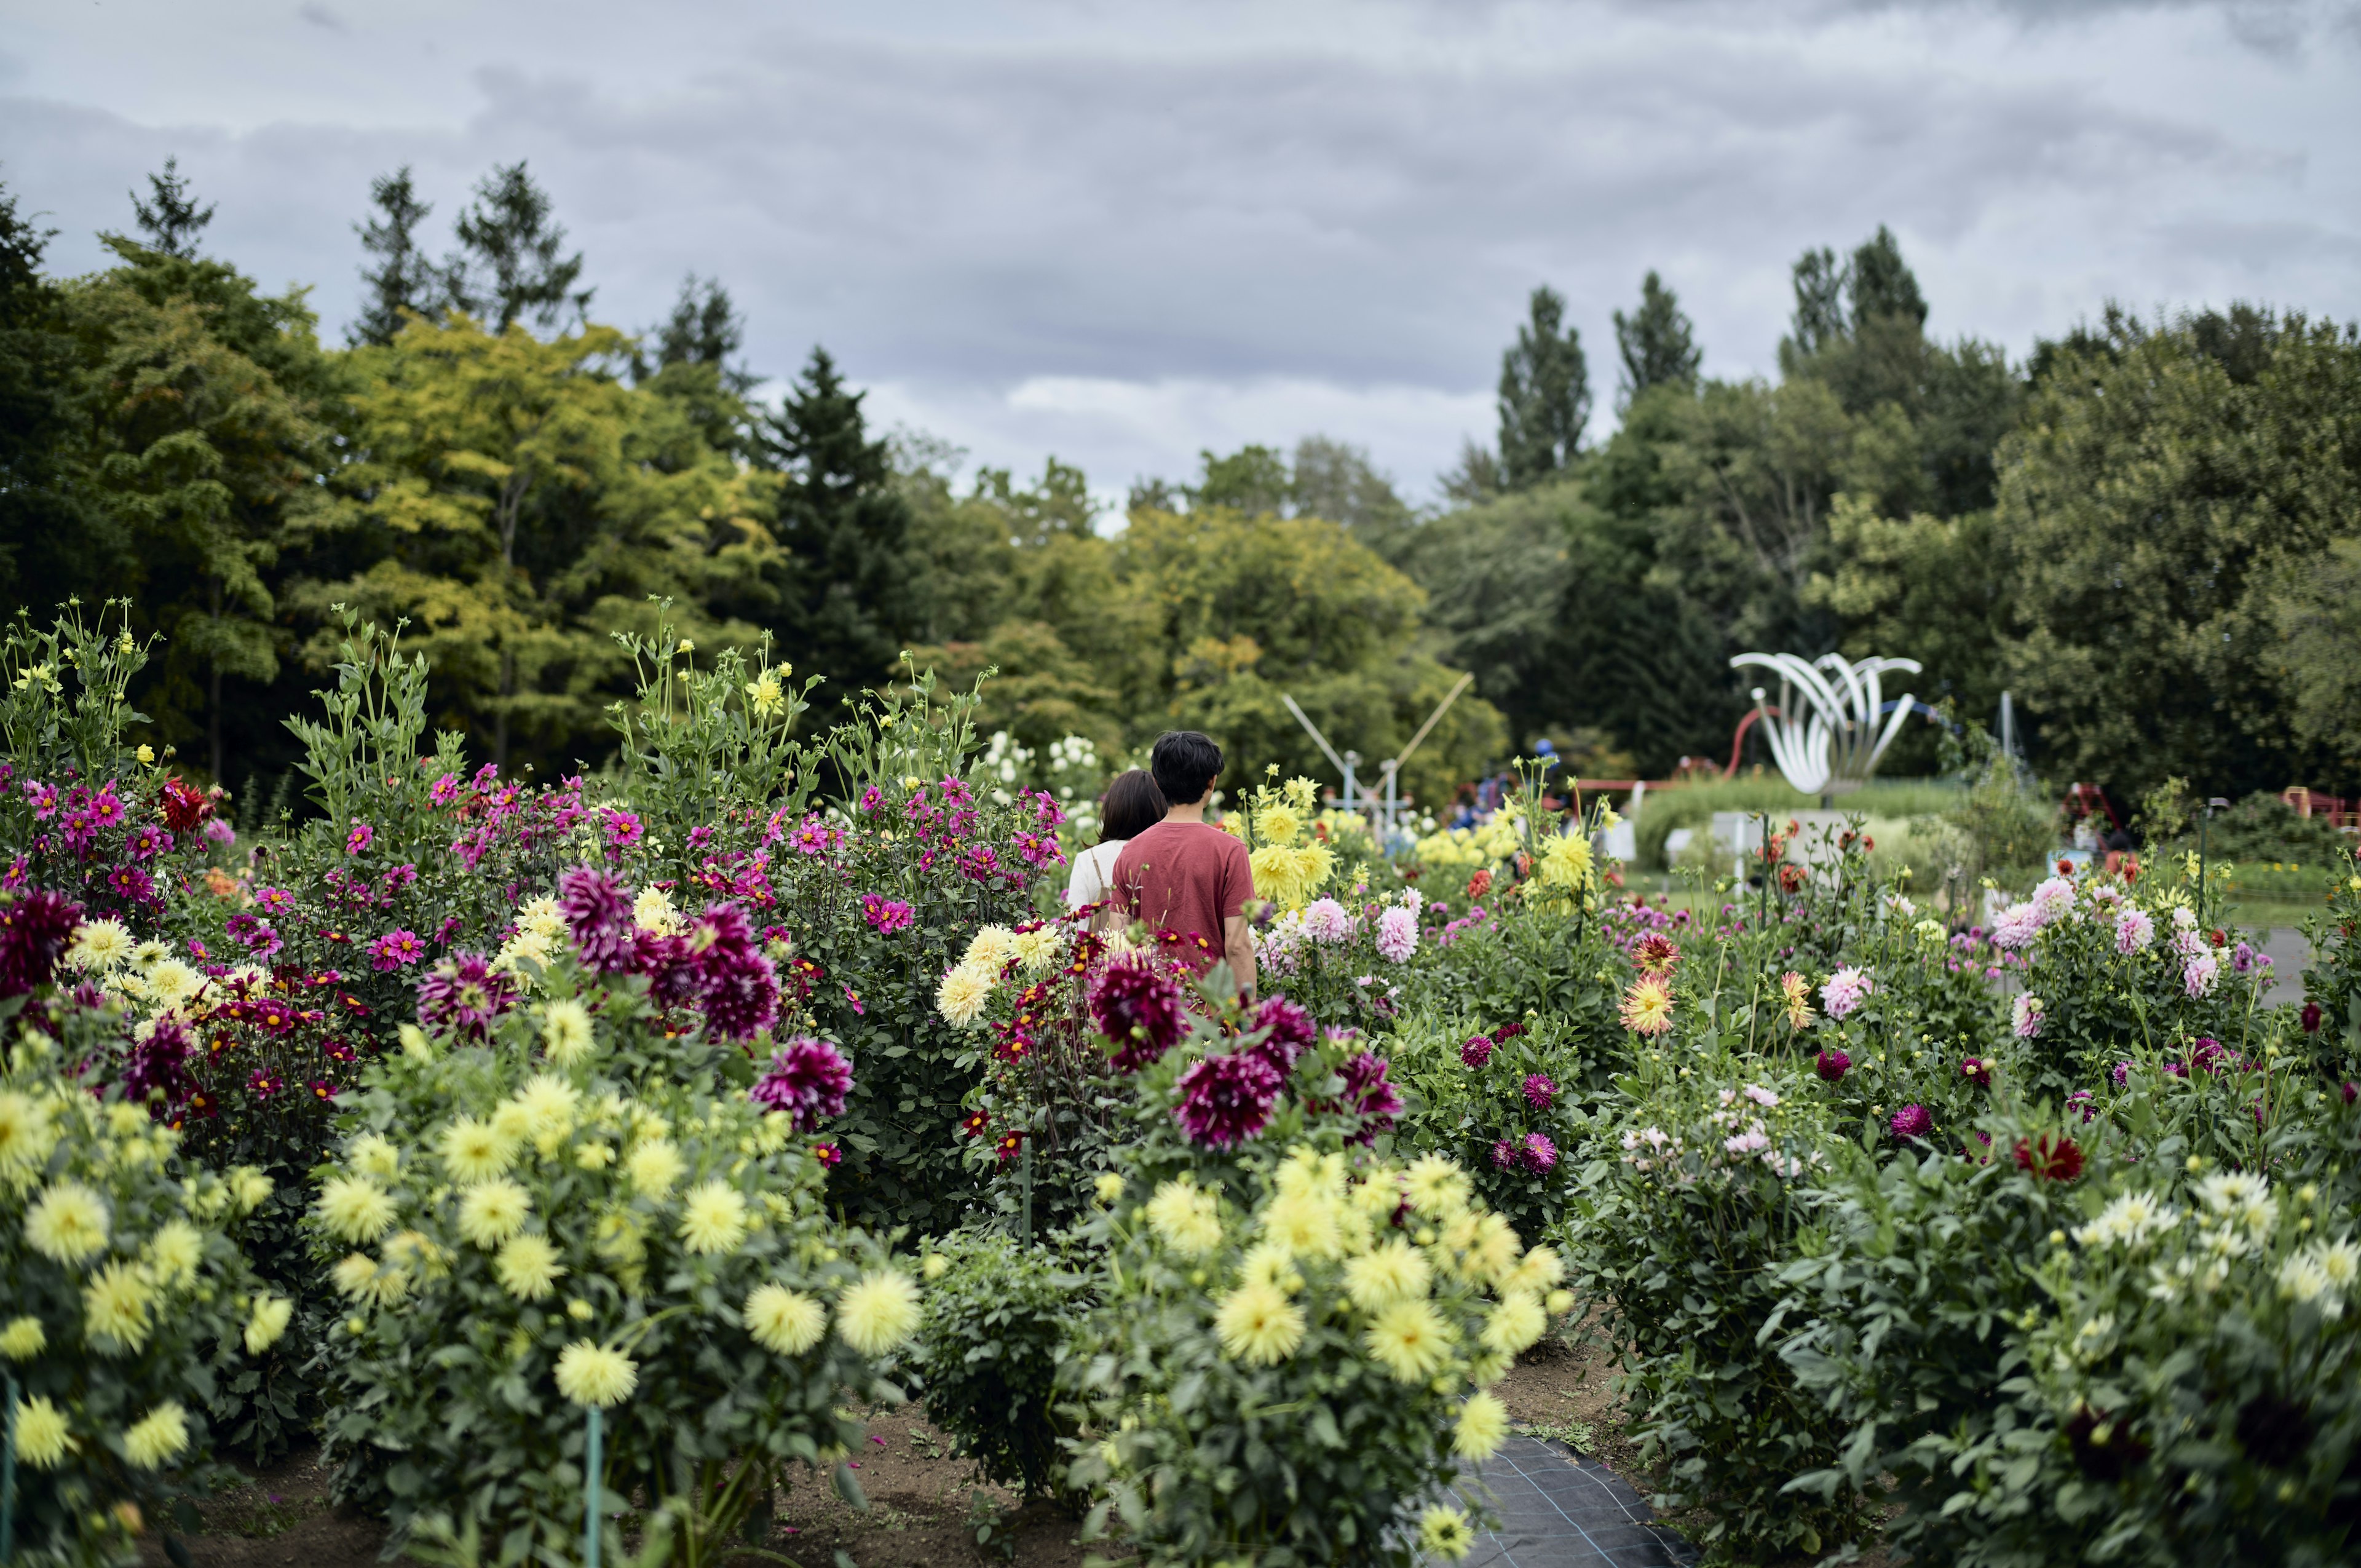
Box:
left=1066, top=769, right=1167, bottom=909
left=1112, top=731, right=1257, bottom=997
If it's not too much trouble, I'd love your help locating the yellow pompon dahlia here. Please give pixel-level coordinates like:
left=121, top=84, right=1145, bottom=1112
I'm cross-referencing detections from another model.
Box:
left=245, top=1296, right=293, bottom=1354
left=627, top=1138, right=684, bottom=1200
left=1453, top=1390, right=1510, bottom=1460
left=1, top=1314, right=47, bottom=1360
left=922, top=1253, right=949, bottom=1281
left=679, top=1181, right=749, bottom=1256
left=1546, top=1288, right=1575, bottom=1317
left=1274, top=1146, right=1345, bottom=1202
left=349, top=1133, right=400, bottom=1180
left=1093, top=1171, right=1126, bottom=1204
left=0, top=1089, right=58, bottom=1171
left=439, top=1115, right=516, bottom=1184
left=1261, top=1190, right=1344, bottom=1261
left=1505, top=1244, right=1565, bottom=1296
left=1236, top=1241, right=1302, bottom=1295
left=1215, top=1280, right=1307, bottom=1364
left=1402, top=1155, right=1470, bottom=1217
left=934, top=962, right=994, bottom=1028
left=1618, top=974, right=1676, bottom=1036
left=1343, top=1238, right=1432, bottom=1313
left=457, top=1178, right=532, bottom=1249
left=25, top=1180, right=109, bottom=1263
left=230, top=1167, right=273, bottom=1213
left=317, top=1174, right=400, bottom=1245
left=554, top=1340, right=638, bottom=1408
left=146, top=1218, right=205, bottom=1289
left=515, top=1074, right=581, bottom=1139
left=1481, top=1290, right=1548, bottom=1356
left=1011, top=926, right=1064, bottom=976
left=1537, top=833, right=1593, bottom=890
left=1145, top=1179, right=1224, bottom=1257
left=332, top=1253, right=382, bottom=1300
left=1468, top=1213, right=1522, bottom=1285
left=541, top=999, right=596, bottom=1066
left=744, top=1284, right=828, bottom=1355
left=963, top=925, right=1019, bottom=971
left=836, top=1270, right=922, bottom=1355
left=1364, top=1299, right=1454, bottom=1383
left=12, top=1393, right=69, bottom=1469
left=496, top=1234, right=566, bottom=1301
left=84, top=1260, right=154, bottom=1353
left=1419, top=1503, right=1476, bottom=1562
left=122, top=1401, right=191, bottom=1469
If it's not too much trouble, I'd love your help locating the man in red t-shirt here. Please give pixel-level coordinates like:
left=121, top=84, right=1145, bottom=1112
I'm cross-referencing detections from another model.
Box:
left=1112, top=731, right=1257, bottom=997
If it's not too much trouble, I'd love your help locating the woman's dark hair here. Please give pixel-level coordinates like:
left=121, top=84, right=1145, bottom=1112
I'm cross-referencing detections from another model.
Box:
left=1149, top=730, right=1223, bottom=806
left=1098, top=769, right=1168, bottom=843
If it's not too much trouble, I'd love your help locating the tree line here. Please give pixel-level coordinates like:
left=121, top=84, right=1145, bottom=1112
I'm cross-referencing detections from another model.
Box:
left=1, top=158, right=2355, bottom=812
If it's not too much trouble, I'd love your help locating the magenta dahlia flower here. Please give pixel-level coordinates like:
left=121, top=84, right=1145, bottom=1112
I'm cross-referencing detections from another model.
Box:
left=560, top=865, right=635, bottom=972
left=751, top=1036, right=855, bottom=1130
left=416, top=951, right=518, bottom=1040
left=1460, top=1034, right=1495, bottom=1068
left=686, top=903, right=781, bottom=1040
left=1519, top=1131, right=1559, bottom=1172
left=1522, top=1072, right=1556, bottom=1110
left=1814, top=1048, right=1850, bottom=1083
left=1249, top=996, right=1316, bottom=1074
left=1090, top=960, right=1188, bottom=1073
left=0, top=889, right=81, bottom=997
left=1173, top=1051, right=1283, bottom=1149
left=1491, top=1137, right=1518, bottom=1170
left=1341, top=1052, right=1402, bottom=1141
left=1889, top=1103, right=1932, bottom=1141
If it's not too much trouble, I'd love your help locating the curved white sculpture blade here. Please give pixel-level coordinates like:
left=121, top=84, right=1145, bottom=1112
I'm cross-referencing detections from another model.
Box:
left=1730, top=652, right=1923, bottom=798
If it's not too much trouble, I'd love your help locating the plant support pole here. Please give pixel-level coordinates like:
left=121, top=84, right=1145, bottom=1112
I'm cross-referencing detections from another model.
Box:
left=2, top=1371, right=18, bottom=1567
left=584, top=1404, right=602, bottom=1568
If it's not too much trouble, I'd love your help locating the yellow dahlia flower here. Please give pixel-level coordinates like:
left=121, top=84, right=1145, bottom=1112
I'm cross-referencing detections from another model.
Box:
left=1214, top=1280, right=1306, bottom=1364
left=12, top=1393, right=69, bottom=1469
left=317, top=1175, right=400, bottom=1245
left=1364, top=1299, right=1454, bottom=1383
left=438, top=1115, right=516, bottom=1184
left=1343, top=1238, right=1432, bottom=1313
left=626, top=1138, right=684, bottom=1200
left=25, top=1179, right=109, bottom=1263
left=1145, top=1179, right=1224, bottom=1257
left=83, top=1260, right=154, bottom=1352
left=496, top=1233, right=566, bottom=1301
left=122, top=1401, right=190, bottom=1469
left=679, top=1181, right=749, bottom=1256
left=836, top=1270, right=922, bottom=1355
left=554, top=1341, right=638, bottom=1408
left=245, top=1296, right=293, bottom=1354
left=457, top=1178, right=531, bottom=1249
left=1453, top=1390, right=1509, bottom=1459
left=744, top=1284, right=828, bottom=1355
left=541, top=999, right=596, bottom=1065
left=1, top=1314, right=47, bottom=1360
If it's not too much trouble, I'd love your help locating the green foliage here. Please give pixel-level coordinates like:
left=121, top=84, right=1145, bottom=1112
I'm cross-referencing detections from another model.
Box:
left=912, top=1228, right=1087, bottom=1500
left=310, top=957, right=907, bottom=1564
left=0, top=601, right=159, bottom=780
left=1997, top=307, right=2361, bottom=801
left=1612, top=271, right=1701, bottom=410
left=1498, top=285, right=1592, bottom=488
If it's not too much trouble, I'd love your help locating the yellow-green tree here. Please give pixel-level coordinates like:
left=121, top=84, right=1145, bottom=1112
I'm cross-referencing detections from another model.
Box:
left=316, top=314, right=780, bottom=769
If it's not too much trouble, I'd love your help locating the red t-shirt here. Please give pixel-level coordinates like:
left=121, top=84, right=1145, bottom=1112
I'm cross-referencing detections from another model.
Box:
left=1110, top=820, right=1255, bottom=972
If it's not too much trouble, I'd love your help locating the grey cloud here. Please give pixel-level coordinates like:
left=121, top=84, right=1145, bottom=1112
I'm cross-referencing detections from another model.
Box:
left=0, top=0, right=2352, bottom=493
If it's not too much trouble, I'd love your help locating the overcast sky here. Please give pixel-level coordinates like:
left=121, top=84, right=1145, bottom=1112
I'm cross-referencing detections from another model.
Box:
left=4, top=0, right=2355, bottom=509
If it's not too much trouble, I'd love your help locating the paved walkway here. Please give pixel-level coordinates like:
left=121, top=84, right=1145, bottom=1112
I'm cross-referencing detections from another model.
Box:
left=2260, top=927, right=2314, bottom=1008
left=1448, top=1437, right=1696, bottom=1567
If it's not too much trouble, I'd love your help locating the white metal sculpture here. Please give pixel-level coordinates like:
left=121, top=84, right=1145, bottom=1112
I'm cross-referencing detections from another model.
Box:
left=1729, top=652, right=1923, bottom=798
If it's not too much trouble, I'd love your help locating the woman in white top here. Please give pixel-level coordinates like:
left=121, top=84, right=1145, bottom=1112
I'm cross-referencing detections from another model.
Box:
left=1066, top=768, right=1168, bottom=909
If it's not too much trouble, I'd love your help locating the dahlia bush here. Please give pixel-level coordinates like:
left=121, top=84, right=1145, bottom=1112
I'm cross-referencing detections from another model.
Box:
left=1068, top=1139, right=1568, bottom=1566
left=1, top=1017, right=279, bottom=1568
left=307, top=948, right=912, bottom=1564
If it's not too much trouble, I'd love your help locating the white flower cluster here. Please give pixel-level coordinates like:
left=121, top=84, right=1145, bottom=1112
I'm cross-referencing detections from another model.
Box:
left=2073, top=1189, right=2181, bottom=1253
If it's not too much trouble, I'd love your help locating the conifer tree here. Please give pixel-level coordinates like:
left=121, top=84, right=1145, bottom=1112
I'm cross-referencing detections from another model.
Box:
left=1612, top=271, right=1702, bottom=410
left=1497, top=285, right=1591, bottom=488
left=351, top=166, right=439, bottom=347
left=130, top=157, right=213, bottom=258
left=759, top=349, right=917, bottom=695
left=445, top=162, right=590, bottom=335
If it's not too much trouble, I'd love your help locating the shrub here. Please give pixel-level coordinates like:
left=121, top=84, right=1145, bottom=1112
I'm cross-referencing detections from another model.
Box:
left=1069, top=1136, right=1563, bottom=1566
left=912, top=1227, right=1088, bottom=1500
left=1385, top=1010, right=1586, bottom=1241
left=1, top=1016, right=279, bottom=1567
left=307, top=948, right=911, bottom=1564
left=1564, top=1055, right=1864, bottom=1561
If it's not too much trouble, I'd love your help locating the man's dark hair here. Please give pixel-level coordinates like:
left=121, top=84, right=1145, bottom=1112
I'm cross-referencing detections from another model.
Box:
left=1149, top=731, right=1223, bottom=806
left=1098, top=769, right=1168, bottom=842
